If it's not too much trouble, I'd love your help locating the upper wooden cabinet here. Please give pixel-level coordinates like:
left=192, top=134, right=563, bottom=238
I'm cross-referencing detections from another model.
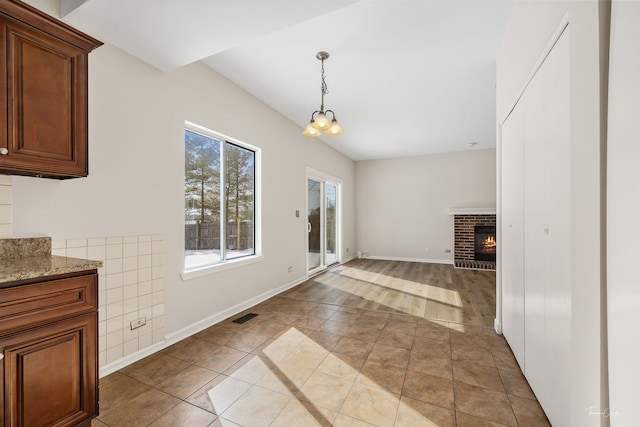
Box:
left=0, top=0, right=102, bottom=179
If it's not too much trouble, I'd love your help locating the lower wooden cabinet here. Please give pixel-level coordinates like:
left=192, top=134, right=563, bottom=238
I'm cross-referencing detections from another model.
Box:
left=0, top=271, right=98, bottom=427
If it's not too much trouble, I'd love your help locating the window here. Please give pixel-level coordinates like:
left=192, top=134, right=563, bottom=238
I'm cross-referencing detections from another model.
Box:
left=184, top=123, right=257, bottom=271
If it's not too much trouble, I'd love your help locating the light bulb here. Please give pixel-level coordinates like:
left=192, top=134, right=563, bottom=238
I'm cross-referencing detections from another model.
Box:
left=312, top=113, right=330, bottom=130
left=327, top=119, right=343, bottom=136
left=303, top=123, right=321, bottom=137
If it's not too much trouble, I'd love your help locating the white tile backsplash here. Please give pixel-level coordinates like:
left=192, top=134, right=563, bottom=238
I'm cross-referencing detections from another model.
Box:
left=66, top=246, right=88, bottom=259
left=123, top=235, right=138, bottom=244
left=105, top=258, right=123, bottom=275
left=123, top=297, right=138, bottom=314
left=138, top=267, right=152, bottom=282
left=106, top=236, right=123, bottom=245
left=138, top=241, right=152, bottom=255
left=88, top=237, right=106, bottom=247
left=123, top=284, right=138, bottom=299
left=122, top=256, right=137, bottom=272
left=0, top=177, right=12, bottom=238
left=105, top=273, right=123, bottom=289
left=66, top=238, right=88, bottom=248
left=138, top=254, right=152, bottom=268
left=55, top=234, right=164, bottom=370
left=123, top=339, right=139, bottom=357
left=0, top=205, right=12, bottom=226
left=0, top=224, right=11, bottom=238
left=123, top=270, right=138, bottom=286
left=106, top=288, right=123, bottom=304
left=123, top=242, right=137, bottom=257
left=106, top=243, right=123, bottom=260
left=106, top=345, right=123, bottom=365
left=139, top=280, right=152, bottom=296
left=0, top=185, right=11, bottom=204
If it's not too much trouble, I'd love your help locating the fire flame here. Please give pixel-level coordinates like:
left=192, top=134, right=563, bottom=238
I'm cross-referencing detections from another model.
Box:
left=483, top=236, right=496, bottom=248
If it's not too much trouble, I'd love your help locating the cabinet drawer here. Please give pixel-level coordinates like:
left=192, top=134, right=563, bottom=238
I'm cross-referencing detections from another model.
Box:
left=0, top=273, right=97, bottom=334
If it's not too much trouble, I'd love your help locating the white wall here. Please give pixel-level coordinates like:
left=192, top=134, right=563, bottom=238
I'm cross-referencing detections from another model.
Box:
left=355, top=149, right=496, bottom=263
left=12, top=0, right=356, bottom=371
left=497, top=1, right=607, bottom=426
left=607, top=1, right=640, bottom=424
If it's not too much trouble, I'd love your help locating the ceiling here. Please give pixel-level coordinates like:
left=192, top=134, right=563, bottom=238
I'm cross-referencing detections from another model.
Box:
left=60, top=0, right=513, bottom=161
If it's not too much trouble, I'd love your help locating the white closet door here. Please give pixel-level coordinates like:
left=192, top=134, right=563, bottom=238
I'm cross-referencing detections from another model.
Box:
left=500, top=102, right=525, bottom=369
left=540, top=30, right=571, bottom=426
left=522, top=29, right=571, bottom=427
left=523, top=65, right=547, bottom=396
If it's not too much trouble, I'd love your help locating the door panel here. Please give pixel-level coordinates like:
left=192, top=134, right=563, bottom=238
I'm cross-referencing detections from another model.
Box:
left=307, top=179, right=322, bottom=273
left=325, top=183, right=338, bottom=266
left=500, top=101, right=525, bottom=370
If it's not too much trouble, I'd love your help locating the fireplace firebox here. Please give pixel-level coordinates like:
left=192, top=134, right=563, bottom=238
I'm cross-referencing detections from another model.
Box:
left=474, top=225, right=496, bottom=262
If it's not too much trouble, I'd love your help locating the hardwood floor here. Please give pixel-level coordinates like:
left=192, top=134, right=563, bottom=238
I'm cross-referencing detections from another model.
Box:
left=283, top=259, right=496, bottom=327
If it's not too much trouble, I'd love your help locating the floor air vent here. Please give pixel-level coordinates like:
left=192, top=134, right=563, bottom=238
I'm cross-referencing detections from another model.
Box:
left=232, top=313, right=259, bottom=324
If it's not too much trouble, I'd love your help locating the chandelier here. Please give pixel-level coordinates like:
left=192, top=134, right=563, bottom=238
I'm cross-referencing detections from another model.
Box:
left=303, top=51, right=344, bottom=137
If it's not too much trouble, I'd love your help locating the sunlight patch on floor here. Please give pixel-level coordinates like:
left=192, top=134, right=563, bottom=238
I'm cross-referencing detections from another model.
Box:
left=204, top=327, right=442, bottom=426
left=329, top=267, right=461, bottom=307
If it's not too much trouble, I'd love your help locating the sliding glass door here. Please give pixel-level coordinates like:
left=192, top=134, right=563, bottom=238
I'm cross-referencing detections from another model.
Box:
left=307, top=178, right=322, bottom=272
left=307, top=171, right=340, bottom=275
left=325, top=183, right=338, bottom=265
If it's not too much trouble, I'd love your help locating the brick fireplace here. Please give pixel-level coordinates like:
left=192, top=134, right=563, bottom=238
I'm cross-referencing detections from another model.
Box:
left=450, top=208, right=496, bottom=270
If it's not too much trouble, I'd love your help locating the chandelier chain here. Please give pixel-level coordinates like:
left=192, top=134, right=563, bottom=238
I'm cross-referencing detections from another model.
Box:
left=320, top=59, right=329, bottom=95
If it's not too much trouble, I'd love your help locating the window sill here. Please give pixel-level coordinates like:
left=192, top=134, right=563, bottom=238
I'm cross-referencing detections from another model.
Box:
left=181, top=255, right=263, bottom=281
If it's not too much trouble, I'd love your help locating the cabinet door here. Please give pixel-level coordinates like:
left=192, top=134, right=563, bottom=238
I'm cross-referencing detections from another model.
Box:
left=0, top=14, right=88, bottom=178
left=1, top=313, right=98, bottom=427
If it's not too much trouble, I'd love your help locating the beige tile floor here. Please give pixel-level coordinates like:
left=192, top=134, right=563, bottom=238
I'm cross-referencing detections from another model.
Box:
left=92, top=260, right=550, bottom=426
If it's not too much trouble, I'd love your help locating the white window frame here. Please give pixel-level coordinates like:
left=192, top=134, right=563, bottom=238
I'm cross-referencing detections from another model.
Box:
left=181, top=121, right=262, bottom=280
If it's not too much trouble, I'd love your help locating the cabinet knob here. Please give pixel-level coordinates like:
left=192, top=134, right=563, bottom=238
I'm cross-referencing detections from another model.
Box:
left=0, top=148, right=8, bottom=155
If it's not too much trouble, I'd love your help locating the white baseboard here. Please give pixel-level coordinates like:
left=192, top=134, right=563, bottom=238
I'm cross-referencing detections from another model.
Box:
left=494, top=318, right=503, bottom=335
left=99, top=274, right=309, bottom=378
left=341, top=255, right=355, bottom=263
left=366, top=255, right=454, bottom=265
left=99, top=341, right=168, bottom=378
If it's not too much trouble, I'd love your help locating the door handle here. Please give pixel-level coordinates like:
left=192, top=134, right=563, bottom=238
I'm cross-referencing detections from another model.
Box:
left=0, top=352, right=4, bottom=361
left=307, top=223, right=312, bottom=233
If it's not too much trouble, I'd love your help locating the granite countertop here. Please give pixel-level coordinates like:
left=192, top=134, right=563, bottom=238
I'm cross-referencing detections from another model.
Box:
left=0, top=237, right=102, bottom=284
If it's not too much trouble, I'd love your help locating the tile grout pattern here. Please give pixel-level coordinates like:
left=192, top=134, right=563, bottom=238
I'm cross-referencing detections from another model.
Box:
left=92, top=260, right=550, bottom=427
left=52, top=235, right=165, bottom=367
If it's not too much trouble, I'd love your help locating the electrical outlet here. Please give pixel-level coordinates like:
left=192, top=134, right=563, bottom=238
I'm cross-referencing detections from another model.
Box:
left=287, top=266, right=293, bottom=273
left=445, top=249, right=451, bottom=253
left=130, top=317, right=146, bottom=330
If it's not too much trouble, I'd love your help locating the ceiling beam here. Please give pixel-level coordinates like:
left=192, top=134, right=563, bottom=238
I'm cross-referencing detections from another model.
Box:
left=61, top=0, right=89, bottom=17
